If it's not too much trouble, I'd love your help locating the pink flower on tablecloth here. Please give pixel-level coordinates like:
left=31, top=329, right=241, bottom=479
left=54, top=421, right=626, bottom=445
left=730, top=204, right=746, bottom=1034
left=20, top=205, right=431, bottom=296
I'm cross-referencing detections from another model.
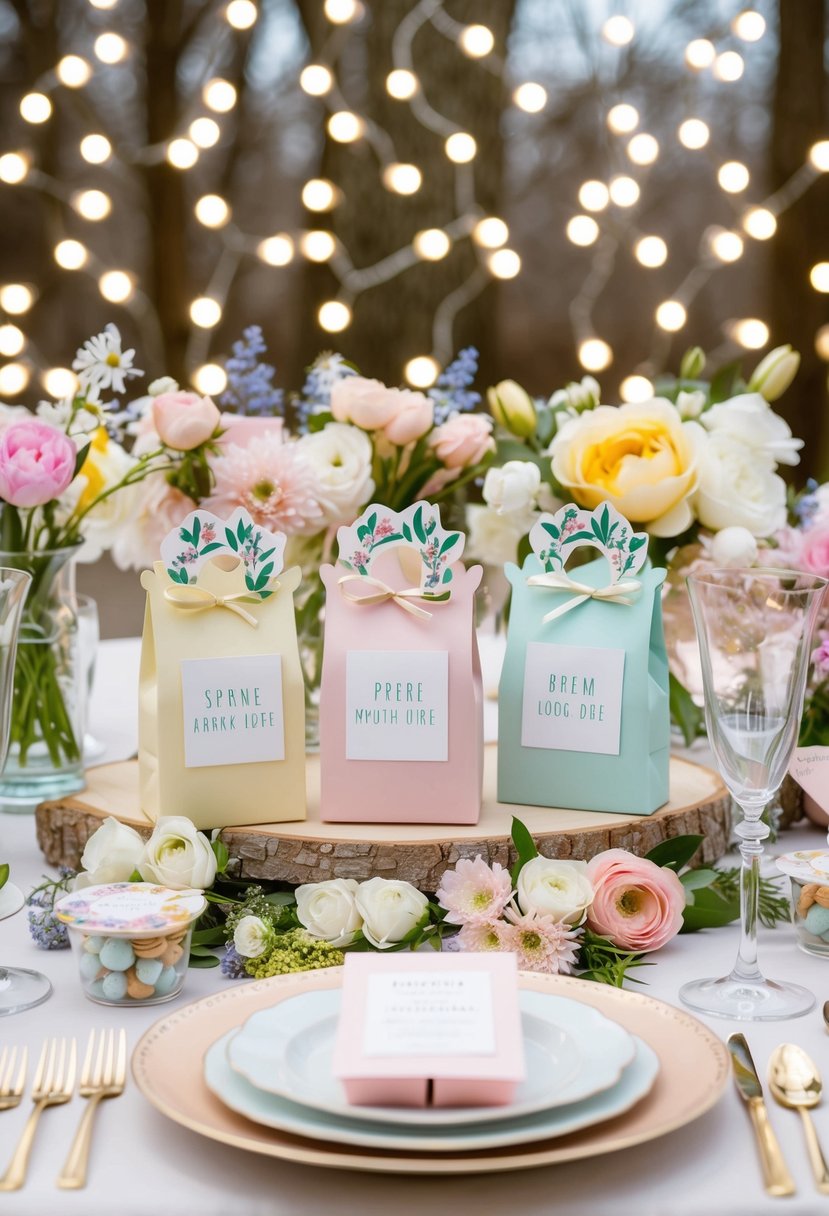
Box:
left=456, top=920, right=511, bottom=952
left=586, top=850, right=685, bottom=953
left=502, top=905, right=581, bottom=974
left=436, top=857, right=513, bottom=926
left=204, top=433, right=324, bottom=536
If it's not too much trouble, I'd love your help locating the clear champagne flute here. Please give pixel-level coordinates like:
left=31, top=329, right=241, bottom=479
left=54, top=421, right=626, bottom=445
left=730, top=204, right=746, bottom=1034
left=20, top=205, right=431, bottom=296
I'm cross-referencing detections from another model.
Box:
left=0, top=568, right=53, bottom=1015
left=681, top=568, right=827, bottom=1021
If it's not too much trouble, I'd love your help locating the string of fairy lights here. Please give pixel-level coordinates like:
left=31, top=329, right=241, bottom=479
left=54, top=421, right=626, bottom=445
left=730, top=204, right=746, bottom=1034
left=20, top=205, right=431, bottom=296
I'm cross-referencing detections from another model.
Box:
left=0, top=0, right=827, bottom=404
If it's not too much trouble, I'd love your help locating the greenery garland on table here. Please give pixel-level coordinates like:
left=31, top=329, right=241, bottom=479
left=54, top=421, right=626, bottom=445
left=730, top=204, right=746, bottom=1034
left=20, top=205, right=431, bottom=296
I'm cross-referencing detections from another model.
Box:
left=26, top=816, right=790, bottom=987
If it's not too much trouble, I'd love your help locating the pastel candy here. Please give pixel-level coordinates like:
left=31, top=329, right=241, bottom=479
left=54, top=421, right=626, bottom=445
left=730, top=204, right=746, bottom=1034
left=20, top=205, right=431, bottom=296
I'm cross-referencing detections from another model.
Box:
left=99, top=938, right=135, bottom=971
left=160, top=941, right=184, bottom=967
left=804, top=905, right=829, bottom=937
left=87, top=979, right=107, bottom=1000
left=83, top=936, right=105, bottom=954
left=79, top=952, right=102, bottom=981
left=125, top=969, right=155, bottom=1000
left=135, top=957, right=163, bottom=986
left=154, top=966, right=178, bottom=996
left=101, top=970, right=128, bottom=1001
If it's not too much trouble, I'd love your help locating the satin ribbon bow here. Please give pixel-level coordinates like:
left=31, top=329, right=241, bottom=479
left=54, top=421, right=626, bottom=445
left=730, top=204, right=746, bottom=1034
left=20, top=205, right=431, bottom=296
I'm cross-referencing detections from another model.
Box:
left=163, top=583, right=271, bottom=627
left=526, top=570, right=641, bottom=624
left=338, top=574, right=449, bottom=620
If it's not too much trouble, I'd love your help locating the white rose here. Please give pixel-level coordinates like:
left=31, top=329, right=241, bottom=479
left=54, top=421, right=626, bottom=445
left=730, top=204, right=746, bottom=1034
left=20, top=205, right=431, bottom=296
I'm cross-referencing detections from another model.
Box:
left=701, top=392, right=803, bottom=467
left=483, top=460, right=541, bottom=515
left=139, top=816, right=217, bottom=890
left=467, top=504, right=536, bottom=566
left=295, top=878, right=362, bottom=947
left=694, top=433, right=787, bottom=537
left=516, top=856, right=594, bottom=925
left=298, top=423, right=375, bottom=526
left=709, top=525, right=759, bottom=568
left=355, top=877, right=429, bottom=949
left=74, top=817, right=146, bottom=890
left=233, top=915, right=272, bottom=959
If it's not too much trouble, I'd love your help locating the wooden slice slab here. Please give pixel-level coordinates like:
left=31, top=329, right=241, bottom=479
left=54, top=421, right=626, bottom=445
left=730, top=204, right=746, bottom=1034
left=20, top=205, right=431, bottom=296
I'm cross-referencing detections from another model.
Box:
left=36, top=748, right=731, bottom=890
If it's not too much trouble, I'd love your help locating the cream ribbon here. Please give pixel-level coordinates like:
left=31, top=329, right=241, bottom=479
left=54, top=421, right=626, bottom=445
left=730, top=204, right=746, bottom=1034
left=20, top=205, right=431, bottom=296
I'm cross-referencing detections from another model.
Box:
left=163, top=583, right=273, bottom=628
left=527, top=570, right=641, bottom=624
left=338, top=573, right=449, bottom=620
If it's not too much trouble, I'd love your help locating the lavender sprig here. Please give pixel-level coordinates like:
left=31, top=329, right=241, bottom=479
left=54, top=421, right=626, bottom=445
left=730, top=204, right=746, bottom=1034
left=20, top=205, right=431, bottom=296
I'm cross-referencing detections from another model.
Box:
left=219, top=325, right=283, bottom=417
left=429, top=347, right=481, bottom=425
left=297, top=351, right=357, bottom=431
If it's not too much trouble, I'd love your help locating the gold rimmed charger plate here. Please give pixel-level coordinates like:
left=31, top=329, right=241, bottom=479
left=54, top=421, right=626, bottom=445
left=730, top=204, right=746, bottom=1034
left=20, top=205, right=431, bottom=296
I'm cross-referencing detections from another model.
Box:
left=132, top=967, right=729, bottom=1176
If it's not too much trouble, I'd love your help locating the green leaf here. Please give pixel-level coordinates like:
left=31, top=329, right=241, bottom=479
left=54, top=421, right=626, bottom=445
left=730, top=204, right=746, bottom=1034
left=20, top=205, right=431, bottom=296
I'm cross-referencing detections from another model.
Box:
left=356, top=524, right=370, bottom=542
left=401, top=523, right=412, bottom=542
left=669, top=673, right=704, bottom=747
left=645, top=834, right=704, bottom=871
left=225, top=527, right=239, bottom=551
left=442, top=568, right=452, bottom=584
left=237, top=517, right=246, bottom=542
left=191, top=925, right=225, bottom=946
left=413, top=504, right=426, bottom=543
left=439, top=534, right=460, bottom=556
left=192, top=516, right=201, bottom=547
left=708, top=359, right=743, bottom=405
left=629, top=535, right=647, bottom=551
left=258, top=562, right=275, bottom=581
left=679, top=867, right=719, bottom=891
left=188, top=953, right=221, bottom=968
left=258, top=547, right=276, bottom=563
left=0, top=862, right=8, bottom=891
left=680, top=887, right=740, bottom=932
left=73, top=441, right=91, bottom=479
left=510, top=816, right=538, bottom=883
left=366, top=512, right=377, bottom=534
left=425, top=516, right=436, bottom=535
left=542, top=522, right=560, bottom=540
left=211, top=838, right=229, bottom=873
left=0, top=505, right=22, bottom=551
left=199, top=542, right=223, bottom=554
left=179, top=527, right=193, bottom=546
left=600, top=503, right=610, bottom=540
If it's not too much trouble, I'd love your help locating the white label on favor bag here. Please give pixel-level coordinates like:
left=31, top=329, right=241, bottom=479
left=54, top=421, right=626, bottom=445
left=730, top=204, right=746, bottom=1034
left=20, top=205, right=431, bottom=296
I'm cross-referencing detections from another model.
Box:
left=520, top=641, right=625, bottom=755
left=180, top=654, right=284, bottom=768
left=362, top=970, right=495, bottom=1058
left=345, top=650, right=448, bottom=762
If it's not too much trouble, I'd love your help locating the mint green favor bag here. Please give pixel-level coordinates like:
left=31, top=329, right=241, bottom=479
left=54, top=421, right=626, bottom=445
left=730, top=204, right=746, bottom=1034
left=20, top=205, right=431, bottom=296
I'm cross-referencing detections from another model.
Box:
left=497, top=502, right=669, bottom=815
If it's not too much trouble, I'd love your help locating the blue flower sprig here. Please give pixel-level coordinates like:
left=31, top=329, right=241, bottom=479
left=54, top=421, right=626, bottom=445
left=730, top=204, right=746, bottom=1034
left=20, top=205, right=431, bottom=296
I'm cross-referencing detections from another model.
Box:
left=429, top=347, right=481, bottom=424
left=219, top=325, right=284, bottom=417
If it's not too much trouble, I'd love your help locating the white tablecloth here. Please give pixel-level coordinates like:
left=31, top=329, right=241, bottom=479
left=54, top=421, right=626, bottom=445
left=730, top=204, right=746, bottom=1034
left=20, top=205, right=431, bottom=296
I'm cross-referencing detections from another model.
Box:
left=3, top=639, right=829, bottom=1216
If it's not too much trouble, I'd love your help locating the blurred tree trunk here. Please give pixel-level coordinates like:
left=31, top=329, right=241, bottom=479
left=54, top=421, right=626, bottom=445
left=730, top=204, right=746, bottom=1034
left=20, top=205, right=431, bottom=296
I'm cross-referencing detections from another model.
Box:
left=770, top=0, right=829, bottom=478
left=294, top=0, right=516, bottom=387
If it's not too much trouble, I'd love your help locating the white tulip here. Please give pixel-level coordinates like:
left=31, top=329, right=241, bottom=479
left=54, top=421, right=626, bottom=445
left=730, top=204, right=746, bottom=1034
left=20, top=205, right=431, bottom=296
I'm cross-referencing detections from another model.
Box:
left=516, top=856, right=594, bottom=924
left=233, top=915, right=272, bottom=959
left=709, top=526, right=759, bottom=568
left=747, top=345, right=800, bottom=402
left=701, top=392, right=803, bottom=467
left=483, top=460, right=541, bottom=515
left=298, top=423, right=375, bottom=527
left=487, top=380, right=537, bottom=437
left=139, top=816, right=217, bottom=890
left=355, top=877, right=429, bottom=949
left=74, top=816, right=146, bottom=890
left=694, top=433, right=787, bottom=537
left=295, top=878, right=362, bottom=947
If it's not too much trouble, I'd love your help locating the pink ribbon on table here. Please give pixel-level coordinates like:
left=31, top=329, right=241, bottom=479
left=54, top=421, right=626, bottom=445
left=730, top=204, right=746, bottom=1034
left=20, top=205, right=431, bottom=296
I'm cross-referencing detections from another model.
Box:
left=526, top=570, right=641, bottom=624
left=338, top=574, right=450, bottom=621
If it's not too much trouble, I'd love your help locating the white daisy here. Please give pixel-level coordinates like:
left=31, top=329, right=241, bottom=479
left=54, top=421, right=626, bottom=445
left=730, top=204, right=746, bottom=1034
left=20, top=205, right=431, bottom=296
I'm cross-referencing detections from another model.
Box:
left=72, top=323, right=143, bottom=396
left=36, top=396, right=103, bottom=434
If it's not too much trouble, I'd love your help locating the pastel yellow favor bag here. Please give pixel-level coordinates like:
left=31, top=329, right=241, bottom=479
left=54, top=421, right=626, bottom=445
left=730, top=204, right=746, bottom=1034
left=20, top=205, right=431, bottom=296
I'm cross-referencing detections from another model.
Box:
left=139, top=508, right=306, bottom=829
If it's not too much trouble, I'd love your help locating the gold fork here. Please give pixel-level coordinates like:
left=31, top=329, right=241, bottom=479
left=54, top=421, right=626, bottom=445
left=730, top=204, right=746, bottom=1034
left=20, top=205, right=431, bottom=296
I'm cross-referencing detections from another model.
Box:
left=57, top=1028, right=126, bottom=1190
left=0, top=1046, right=27, bottom=1112
left=0, top=1037, right=76, bottom=1191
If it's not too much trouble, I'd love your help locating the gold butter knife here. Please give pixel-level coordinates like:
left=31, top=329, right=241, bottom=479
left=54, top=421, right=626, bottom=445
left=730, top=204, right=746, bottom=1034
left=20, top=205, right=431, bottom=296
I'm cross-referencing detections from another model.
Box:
left=728, top=1033, right=796, bottom=1198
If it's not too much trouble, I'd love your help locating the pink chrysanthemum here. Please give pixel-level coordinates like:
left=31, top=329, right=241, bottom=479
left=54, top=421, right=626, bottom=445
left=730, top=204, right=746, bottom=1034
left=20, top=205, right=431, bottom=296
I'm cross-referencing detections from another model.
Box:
left=436, top=857, right=513, bottom=927
left=456, top=920, right=511, bottom=952
left=204, top=434, right=325, bottom=536
left=503, top=905, right=582, bottom=975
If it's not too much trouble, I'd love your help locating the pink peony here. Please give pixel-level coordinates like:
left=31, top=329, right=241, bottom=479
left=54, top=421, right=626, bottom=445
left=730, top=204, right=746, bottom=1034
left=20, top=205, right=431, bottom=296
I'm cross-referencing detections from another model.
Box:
left=436, top=857, right=513, bottom=926
left=331, top=376, right=433, bottom=446
left=429, top=412, right=495, bottom=469
left=800, top=528, right=829, bottom=579
left=502, top=906, right=581, bottom=974
left=0, top=420, right=77, bottom=507
left=204, top=433, right=325, bottom=535
left=153, top=390, right=221, bottom=451
left=586, top=849, right=685, bottom=953
left=111, top=474, right=195, bottom=570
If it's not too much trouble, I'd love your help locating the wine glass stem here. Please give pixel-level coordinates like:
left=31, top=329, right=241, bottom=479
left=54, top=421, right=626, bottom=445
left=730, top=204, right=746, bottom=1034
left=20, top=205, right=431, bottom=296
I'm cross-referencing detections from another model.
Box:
left=730, top=801, right=767, bottom=984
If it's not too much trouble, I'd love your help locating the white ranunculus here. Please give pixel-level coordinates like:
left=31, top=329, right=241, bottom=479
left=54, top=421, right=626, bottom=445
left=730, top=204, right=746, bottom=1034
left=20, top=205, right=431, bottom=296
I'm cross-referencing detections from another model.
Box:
left=138, top=816, right=217, bottom=890
left=467, top=504, right=536, bottom=566
left=74, top=816, right=146, bottom=890
left=233, top=915, right=272, bottom=959
left=483, top=460, right=541, bottom=516
left=355, top=877, right=429, bottom=949
left=516, top=856, right=594, bottom=925
left=295, top=878, right=362, bottom=947
left=694, top=433, right=787, bottom=537
left=298, top=423, right=375, bottom=526
left=709, top=525, right=759, bottom=568
left=701, top=392, right=803, bottom=467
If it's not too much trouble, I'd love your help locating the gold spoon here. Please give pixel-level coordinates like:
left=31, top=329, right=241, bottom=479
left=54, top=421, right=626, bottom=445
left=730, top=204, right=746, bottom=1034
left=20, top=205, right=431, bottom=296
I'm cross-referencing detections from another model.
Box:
left=769, top=1044, right=829, bottom=1194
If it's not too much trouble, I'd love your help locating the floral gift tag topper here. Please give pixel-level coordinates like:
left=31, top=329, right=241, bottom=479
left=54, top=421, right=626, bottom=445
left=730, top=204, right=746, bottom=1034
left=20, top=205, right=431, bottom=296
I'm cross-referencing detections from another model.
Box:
left=528, top=502, right=649, bottom=583
left=160, top=507, right=286, bottom=598
left=336, top=502, right=465, bottom=592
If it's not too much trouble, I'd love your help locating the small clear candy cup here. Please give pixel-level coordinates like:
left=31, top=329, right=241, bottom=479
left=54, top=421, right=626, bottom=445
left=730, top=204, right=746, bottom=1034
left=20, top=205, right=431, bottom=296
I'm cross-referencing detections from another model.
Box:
left=776, top=849, right=829, bottom=959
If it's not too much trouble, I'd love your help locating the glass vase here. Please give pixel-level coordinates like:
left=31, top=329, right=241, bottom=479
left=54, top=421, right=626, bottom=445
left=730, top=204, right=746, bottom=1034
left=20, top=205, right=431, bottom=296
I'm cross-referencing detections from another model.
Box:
left=0, top=546, right=86, bottom=810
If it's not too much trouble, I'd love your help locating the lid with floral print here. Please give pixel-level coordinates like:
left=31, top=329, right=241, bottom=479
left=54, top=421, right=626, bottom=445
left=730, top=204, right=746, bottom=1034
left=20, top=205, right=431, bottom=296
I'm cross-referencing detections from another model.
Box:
left=776, top=850, right=829, bottom=884
left=55, top=882, right=206, bottom=936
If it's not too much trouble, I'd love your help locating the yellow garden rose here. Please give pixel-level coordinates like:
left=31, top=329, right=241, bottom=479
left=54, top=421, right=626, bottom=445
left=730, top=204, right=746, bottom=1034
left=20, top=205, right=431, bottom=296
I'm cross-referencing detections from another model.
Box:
left=550, top=399, right=705, bottom=537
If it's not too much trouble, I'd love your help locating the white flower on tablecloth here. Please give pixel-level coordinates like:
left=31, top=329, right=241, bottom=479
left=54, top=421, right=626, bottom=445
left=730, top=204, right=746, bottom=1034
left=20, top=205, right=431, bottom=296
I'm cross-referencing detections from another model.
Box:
left=295, top=878, right=362, bottom=946
left=72, top=323, right=142, bottom=398
left=298, top=423, right=375, bottom=527
left=467, top=504, right=536, bottom=566
left=233, top=915, right=273, bottom=959
left=701, top=392, right=803, bottom=467
left=139, top=816, right=217, bottom=890
left=354, top=877, right=429, bottom=949
left=483, top=460, right=541, bottom=515
left=73, top=816, right=146, bottom=889
left=516, top=856, right=594, bottom=925
left=694, top=432, right=787, bottom=537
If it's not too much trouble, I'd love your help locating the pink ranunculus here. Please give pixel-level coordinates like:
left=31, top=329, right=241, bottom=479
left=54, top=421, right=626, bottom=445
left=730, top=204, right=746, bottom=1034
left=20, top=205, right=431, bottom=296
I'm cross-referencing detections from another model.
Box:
left=152, top=391, right=221, bottom=452
left=430, top=412, right=495, bottom=469
left=0, top=420, right=77, bottom=508
left=800, top=528, right=829, bottom=579
left=331, top=376, right=434, bottom=445
left=586, top=849, right=685, bottom=953
left=383, top=391, right=434, bottom=445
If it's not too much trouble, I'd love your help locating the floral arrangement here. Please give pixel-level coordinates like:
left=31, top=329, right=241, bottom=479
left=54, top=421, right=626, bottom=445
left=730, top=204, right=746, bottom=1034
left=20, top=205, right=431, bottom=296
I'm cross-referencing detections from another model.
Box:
left=30, top=816, right=789, bottom=985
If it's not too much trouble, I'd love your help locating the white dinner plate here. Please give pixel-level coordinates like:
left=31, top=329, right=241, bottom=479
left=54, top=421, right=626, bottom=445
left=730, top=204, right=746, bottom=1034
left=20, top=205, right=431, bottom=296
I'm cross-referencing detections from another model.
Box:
left=206, top=1022, right=657, bottom=1154
left=224, top=989, right=637, bottom=1128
